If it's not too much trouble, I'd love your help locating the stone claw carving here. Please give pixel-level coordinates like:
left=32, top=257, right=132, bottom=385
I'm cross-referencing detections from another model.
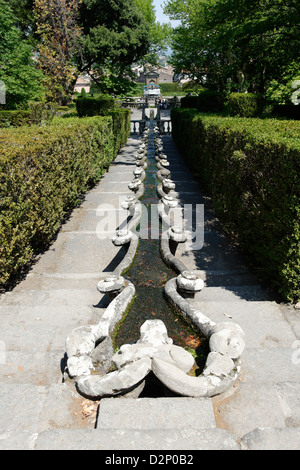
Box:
left=75, top=320, right=196, bottom=398
left=73, top=319, right=245, bottom=399
left=111, top=230, right=133, bottom=247
left=65, top=281, right=135, bottom=380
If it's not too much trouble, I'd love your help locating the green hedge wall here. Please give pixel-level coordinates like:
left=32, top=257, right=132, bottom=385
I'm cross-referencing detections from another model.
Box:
left=228, top=93, right=264, bottom=117
left=0, top=110, right=34, bottom=127
left=181, top=91, right=224, bottom=112
left=171, top=108, right=300, bottom=303
left=0, top=109, right=130, bottom=286
left=76, top=95, right=116, bottom=117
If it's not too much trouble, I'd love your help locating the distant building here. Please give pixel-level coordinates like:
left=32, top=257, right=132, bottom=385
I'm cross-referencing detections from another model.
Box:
left=133, top=64, right=175, bottom=84
left=145, top=70, right=160, bottom=86
left=74, top=74, right=91, bottom=94
left=156, top=64, right=175, bottom=83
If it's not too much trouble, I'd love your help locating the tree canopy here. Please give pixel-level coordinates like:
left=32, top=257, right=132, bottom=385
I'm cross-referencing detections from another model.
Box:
left=34, top=0, right=82, bottom=104
left=165, top=0, right=300, bottom=101
left=0, top=0, right=172, bottom=107
left=0, top=0, right=44, bottom=109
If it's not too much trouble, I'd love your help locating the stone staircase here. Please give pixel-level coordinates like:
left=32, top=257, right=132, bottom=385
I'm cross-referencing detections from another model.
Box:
left=33, top=397, right=240, bottom=450
left=0, top=118, right=299, bottom=451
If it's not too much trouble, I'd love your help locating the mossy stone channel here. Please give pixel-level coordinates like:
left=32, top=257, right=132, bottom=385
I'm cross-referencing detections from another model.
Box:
left=115, top=124, right=208, bottom=369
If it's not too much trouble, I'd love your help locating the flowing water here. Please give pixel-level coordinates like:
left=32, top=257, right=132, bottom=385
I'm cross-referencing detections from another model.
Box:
left=115, top=124, right=208, bottom=367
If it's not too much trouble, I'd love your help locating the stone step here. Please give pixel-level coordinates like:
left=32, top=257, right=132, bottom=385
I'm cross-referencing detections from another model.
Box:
left=192, top=285, right=273, bottom=302
left=241, top=427, right=300, bottom=450
left=33, top=427, right=241, bottom=450
left=3, top=426, right=300, bottom=450
left=96, top=397, right=216, bottom=431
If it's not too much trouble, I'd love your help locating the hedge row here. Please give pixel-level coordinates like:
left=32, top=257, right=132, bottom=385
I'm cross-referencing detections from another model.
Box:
left=76, top=95, right=116, bottom=117
left=181, top=91, right=224, bottom=113
left=171, top=108, right=300, bottom=303
left=228, top=93, right=264, bottom=118
left=0, top=110, right=34, bottom=127
left=0, top=109, right=130, bottom=285
left=0, top=103, right=63, bottom=128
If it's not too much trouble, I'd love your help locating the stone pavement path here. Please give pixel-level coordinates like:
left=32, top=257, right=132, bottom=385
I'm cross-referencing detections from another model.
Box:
left=0, top=112, right=299, bottom=450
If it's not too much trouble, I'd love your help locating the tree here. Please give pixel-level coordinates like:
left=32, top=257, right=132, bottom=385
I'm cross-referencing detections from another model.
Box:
left=133, top=0, right=172, bottom=65
left=0, top=0, right=44, bottom=109
left=34, top=0, right=83, bottom=104
left=77, top=0, right=152, bottom=86
left=165, top=0, right=300, bottom=97
left=4, top=0, right=36, bottom=40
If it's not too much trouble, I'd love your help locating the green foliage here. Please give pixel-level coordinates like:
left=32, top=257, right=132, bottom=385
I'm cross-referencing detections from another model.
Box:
left=0, top=110, right=130, bottom=285
left=0, top=0, right=45, bottom=109
left=160, top=83, right=182, bottom=94
left=92, top=73, right=140, bottom=97
left=3, top=0, right=36, bottom=40
left=171, top=108, right=300, bottom=303
left=34, top=0, right=83, bottom=105
left=133, top=0, right=172, bottom=64
left=165, top=0, right=300, bottom=97
left=228, top=93, right=264, bottom=118
left=180, top=95, right=199, bottom=109
left=110, top=109, right=131, bottom=153
left=0, top=102, right=59, bottom=127
left=181, top=91, right=224, bottom=112
left=0, top=110, right=33, bottom=128
left=79, top=0, right=150, bottom=78
left=76, top=95, right=116, bottom=117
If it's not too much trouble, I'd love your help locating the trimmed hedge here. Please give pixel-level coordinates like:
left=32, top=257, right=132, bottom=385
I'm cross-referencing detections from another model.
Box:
left=76, top=95, right=116, bottom=117
left=0, top=109, right=130, bottom=285
left=160, top=83, right=182, bottom=94
left=181, top=91, right=224, bottom=112
left=0, top=110, right=33, bottom=127
left=171, top=108, right=300, bottom=303
left=228, top=93, right=264, bottom=117
left=110, top=109, right=131, bottom=154
left=0, top=102, right=59, bottom=128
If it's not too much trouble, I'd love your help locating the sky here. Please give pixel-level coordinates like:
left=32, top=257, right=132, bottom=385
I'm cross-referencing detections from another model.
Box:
left=153, top=0, right=180, bottom=26
left=153, top=0, right=169, bottom=23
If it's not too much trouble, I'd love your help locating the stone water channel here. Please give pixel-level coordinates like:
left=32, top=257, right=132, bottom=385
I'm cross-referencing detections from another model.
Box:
left=65, top=121, right=245, bottom=400
left=115, top=124, right=207, bottom=356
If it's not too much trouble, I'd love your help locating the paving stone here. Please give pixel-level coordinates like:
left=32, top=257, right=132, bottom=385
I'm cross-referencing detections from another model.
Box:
left=242, top=348, right=299, bottom=384
left=0, top=323, right=72, bottom=353
left=28, top=232, right=119, bottom=275
left=275, top=382, right=300, bottom=427
left=0, top=303, right=98, bottom=327
left=37, top=383, right=88, bottom=432
left=0, top=384, right=47, bottom=433
left=188, top=300, right=296, bottom=349
left=212, top=383, right=286, bottom=439
left=61, top=208, right=129, bottom=234
left=0, top=287, right=92, bottom=303
left=77, top=191, right=131, bottom=210
left=241, top=427, right=300, bottom=450
left=35, top=428, right=240, bottom=450
left=281, top=304, right=300, bottom=339
left=0, top=431, right=38, bottom=450
left=97, top=398, right=216, bottom=430
left=0, top=351, right=64, bottom=385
